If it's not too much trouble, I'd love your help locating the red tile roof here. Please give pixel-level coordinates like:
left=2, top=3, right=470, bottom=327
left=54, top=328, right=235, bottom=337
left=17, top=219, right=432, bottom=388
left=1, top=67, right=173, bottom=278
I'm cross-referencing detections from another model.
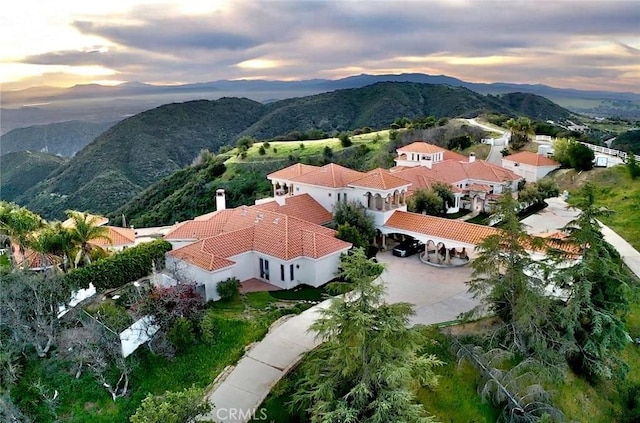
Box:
left=348, top=168, right=412, bottom=190
left=503, top=151, right=560, bottom=167
left=166, top=202, right=351, bottom=271
left=443, top=150, right=468, bottom=161
left=288, top=163, right=366, bottom=188
left=267, top=163, right=318, bottom=180
left=397, top=142, right=445, bottom=154
left=385, top=211, right=499, bottom=246
left=466, top=183, right=492, bottom=192
left=254, top=194, right=333, bottom=225
left=392, top=166, right=462, bottom=194
left=89, top=226, right=136, bottom=248
left=431, top=160, right=521, bottom=184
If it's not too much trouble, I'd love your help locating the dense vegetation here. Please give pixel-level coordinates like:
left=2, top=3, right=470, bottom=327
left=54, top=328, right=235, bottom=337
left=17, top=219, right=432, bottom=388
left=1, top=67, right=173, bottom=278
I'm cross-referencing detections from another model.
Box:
left=612, top=129, right=640, bottom=155
left=0, top=151, right=66, bottom=202
left=0, top=120, right=115, bottom=157
left=493, top=92, right=574, bottom=121
left=15, top=82, right=575, bottom=220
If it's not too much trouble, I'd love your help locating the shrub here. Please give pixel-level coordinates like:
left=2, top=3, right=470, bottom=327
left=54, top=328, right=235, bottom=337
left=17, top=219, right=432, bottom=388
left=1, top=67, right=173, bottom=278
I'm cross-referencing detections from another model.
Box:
left=217, top=277, right=240, bottom=301
left=167, top=317, right=195, bottom=352
left=258, top=145, right=266, bottom=155
left=89, top=301, right=133, bottom=332
left=200, top=312, right=224, bottom=344
left=299, top=143, right=305, bottom=149
left=263, top=142, right=270, bottom=149
left=65, top=239, right=172, bottom=291
left=339, top=132, right=352, bottom=148
left=130, top=386, right=211, bottom=423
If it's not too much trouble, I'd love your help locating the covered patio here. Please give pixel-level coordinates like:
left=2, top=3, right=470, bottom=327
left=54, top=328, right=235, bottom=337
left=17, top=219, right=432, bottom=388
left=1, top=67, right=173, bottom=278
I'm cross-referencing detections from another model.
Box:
left=380, top=210, right=500, bottom=268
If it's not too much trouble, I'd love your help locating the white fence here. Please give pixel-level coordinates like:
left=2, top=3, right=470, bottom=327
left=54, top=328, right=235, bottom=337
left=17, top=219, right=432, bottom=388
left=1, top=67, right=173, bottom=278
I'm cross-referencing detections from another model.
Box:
left=578, top=142, right=640, bottom=163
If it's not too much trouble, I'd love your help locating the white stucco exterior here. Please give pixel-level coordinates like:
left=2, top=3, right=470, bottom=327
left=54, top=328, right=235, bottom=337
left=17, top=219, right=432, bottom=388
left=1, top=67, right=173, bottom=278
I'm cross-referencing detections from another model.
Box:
left=501, top=159, right=560, bottom=182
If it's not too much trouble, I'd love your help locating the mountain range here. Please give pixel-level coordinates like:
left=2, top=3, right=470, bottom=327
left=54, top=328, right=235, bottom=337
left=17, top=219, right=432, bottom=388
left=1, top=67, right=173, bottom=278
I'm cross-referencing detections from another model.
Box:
left=2, top=73, right=639, bottom=134
left=5, top=82, right=574, bottom=219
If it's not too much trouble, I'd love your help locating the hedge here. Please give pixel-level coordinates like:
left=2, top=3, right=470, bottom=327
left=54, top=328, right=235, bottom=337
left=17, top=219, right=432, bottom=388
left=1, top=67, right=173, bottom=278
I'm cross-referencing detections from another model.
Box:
left=65, top=239, right=173, bottom=291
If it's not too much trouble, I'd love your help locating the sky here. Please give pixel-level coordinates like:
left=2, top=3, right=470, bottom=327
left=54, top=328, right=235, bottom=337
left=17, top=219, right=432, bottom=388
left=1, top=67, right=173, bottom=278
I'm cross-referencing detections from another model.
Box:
left=1, top=0, right=639, bottom=92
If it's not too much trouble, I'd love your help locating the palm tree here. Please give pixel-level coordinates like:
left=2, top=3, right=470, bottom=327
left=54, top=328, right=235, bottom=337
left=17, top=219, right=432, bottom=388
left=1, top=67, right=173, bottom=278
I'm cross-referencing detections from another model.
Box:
left=65, top=210, right=111, bottom=268
left=505, top=117, right=534, bottom=151
left=0, top=202, right=43, bottom=265
left=28, top=222, right=74, bottom=272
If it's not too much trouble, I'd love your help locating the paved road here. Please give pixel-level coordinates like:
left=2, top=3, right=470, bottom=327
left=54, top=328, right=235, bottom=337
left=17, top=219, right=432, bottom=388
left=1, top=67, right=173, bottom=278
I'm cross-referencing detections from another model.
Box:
left=522, top=197, right=640, bottom=279
left=463, top=118, right=509, bottom=165
left=203, top=252, right=476, bottom=422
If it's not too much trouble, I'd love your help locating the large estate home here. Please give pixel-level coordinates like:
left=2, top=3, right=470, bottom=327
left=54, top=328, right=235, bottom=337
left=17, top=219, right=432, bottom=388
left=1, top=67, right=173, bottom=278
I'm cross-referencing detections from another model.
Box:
left=165, top=141, right=534, bottom=300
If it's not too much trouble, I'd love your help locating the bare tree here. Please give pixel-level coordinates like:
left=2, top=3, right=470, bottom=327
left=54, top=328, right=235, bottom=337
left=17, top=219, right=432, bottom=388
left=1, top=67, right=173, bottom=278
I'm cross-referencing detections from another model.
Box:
left=60, top=313, right=137, bottom=401
left=0, top=271, right=71, bottom=358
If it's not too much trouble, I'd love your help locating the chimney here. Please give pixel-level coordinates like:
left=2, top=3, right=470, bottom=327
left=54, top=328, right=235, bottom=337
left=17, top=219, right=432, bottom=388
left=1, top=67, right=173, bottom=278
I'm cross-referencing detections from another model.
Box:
left=469, top=153, right=476, bottom=163
left=216, top=189, right=226, bottom=211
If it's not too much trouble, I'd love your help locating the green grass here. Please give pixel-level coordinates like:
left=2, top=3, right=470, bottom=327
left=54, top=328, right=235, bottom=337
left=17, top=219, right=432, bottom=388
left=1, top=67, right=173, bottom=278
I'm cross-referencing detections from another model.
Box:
left=0, top=252, right=10, bottom=267
left=466, top=212, right=491, bottom=225
left=12, top=293, right=292, bottom=423
left=255, top=327, right=499, bottom=423
left=563, top=166, right=640, bottom=250
left=225, top=130, right=392, bottom=165
left=442, top=209, right=471, bottom=220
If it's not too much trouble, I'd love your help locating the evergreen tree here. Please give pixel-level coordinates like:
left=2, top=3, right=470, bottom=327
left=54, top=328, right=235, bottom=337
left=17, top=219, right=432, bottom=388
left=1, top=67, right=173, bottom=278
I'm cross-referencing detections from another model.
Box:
left=467, top=190, right=566, bottom=364
left=292, top=248, right=443, bottom=422
left=556, top=183, right=630, bottom=379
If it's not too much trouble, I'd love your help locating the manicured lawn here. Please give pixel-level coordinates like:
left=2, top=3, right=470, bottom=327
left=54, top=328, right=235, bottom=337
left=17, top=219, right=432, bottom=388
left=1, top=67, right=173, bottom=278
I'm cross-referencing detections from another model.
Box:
left=442, top=209, right=471, bottom=219
left=0, top=252, right=10, bottom=267
left=466, top=212, right=491, bottom=225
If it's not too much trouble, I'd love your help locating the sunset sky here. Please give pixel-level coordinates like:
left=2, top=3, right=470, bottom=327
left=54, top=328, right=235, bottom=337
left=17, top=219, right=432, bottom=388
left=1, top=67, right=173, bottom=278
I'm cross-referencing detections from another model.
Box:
left=1, top=0, right=639, bottom=92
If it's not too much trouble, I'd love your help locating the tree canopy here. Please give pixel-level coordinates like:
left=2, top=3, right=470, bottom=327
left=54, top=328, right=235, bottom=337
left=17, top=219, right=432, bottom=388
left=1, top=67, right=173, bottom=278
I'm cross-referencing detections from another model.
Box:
left=292, top=248, right=443, bottom=422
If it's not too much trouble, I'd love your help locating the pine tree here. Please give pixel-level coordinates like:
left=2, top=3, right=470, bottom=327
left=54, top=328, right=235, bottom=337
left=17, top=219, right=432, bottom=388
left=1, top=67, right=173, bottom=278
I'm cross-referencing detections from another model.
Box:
left=292, top=248, right=443, bottom=423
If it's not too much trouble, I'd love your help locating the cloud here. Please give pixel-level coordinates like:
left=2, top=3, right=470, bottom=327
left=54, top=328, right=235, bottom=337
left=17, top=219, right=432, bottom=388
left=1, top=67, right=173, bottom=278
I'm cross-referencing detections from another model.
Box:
left=7, top=0, right=640, bottom=92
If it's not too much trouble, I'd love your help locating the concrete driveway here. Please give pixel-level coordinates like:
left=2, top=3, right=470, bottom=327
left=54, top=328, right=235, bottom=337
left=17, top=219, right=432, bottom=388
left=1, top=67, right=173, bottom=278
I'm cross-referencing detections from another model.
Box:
left=377, top=251, right=478, bottom=326
left=205, top=251, right=479, bottom=422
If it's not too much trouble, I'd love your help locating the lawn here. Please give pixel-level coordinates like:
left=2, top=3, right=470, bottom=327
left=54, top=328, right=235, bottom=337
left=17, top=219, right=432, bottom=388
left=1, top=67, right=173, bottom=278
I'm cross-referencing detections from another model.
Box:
left=0, top=252, right=10, bottom=267
left=561, top=165, right=640, bottom=250
left=12, top=292, right=298, bottom=423
left=224, top=130, right=392, bottom=165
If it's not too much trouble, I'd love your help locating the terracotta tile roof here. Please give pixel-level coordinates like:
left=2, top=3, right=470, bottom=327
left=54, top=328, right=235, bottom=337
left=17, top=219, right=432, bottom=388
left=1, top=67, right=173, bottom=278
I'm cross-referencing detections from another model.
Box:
left=254, top=194, right=333, bottom=225
left=169, top=242, right=236, bottom=272
left=289, top=163, right=366, bottom=188
left=392, top=166, right=462, bottom=194
left=267, top=163, right=319, bottom=181
left=11, top=243, right=60, bottom=270
left=89, top=226, right=136, bottom=248
left=443, top=150, right=468, bottom=161
left=348, top=168, right=412, bottom=190
left=397, top=142, right=445, bottom=154
left=431, top=160, right=521, bottom=184
left=385, top=211, right=499, bottom=245
left=503, top=151, right=560, bottom=167
left=167, top=202, right=351, bottom=271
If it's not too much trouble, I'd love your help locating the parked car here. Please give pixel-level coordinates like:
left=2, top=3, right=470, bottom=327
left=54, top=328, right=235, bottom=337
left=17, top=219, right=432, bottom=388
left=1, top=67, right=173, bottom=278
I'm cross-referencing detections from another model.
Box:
left=392, top=239, right=423, bottom=257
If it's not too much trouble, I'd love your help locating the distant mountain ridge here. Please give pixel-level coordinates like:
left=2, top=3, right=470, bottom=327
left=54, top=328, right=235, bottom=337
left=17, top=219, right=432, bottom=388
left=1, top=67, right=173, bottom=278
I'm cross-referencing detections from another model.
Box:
left=3, top=73, right=638, bottom=124
left=0, top=120, right=115, bottom=157
left=0, top=151, right=66, bottom=202
left=14, top=82, right=575, bottom=219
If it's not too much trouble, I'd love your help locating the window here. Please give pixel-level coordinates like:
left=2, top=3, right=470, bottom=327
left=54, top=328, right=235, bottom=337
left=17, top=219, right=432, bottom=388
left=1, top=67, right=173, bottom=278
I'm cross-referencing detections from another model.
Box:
left=290, top=264, right=295, bottom=281
left=296, top=187, right=300, bottom=191
left=343, top=193, right=347, bottom=202
left=338, top=193, right=341, bottom=201
left=280, top=264, right=285, bottom=282
left=328, top=193, right=332, bottom=197
left=259, top=258, right=269, bottom=280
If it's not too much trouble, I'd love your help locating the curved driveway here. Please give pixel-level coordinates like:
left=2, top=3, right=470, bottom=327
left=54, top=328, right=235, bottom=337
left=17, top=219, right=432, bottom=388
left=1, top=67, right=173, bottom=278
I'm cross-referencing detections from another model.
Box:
left=203, top=252, right=476, bottom=423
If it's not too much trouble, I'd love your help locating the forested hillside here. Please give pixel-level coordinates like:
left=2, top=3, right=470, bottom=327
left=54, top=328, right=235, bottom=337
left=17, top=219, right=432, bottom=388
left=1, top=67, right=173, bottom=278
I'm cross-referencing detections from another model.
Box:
left=493, top=92, right=574, bottom=121
left=0, top=120, right=115, bottom=157
left=612, top=129, right=640, bottom=154
left=16, top=82, right=576, bottom=219
left=0, top=151, right=66, bottom=202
